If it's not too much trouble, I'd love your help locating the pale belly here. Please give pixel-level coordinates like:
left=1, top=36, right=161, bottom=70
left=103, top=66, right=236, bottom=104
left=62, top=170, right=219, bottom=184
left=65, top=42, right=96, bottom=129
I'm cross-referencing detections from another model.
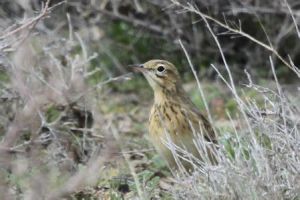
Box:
left=149, top=119, right=201, bottom=170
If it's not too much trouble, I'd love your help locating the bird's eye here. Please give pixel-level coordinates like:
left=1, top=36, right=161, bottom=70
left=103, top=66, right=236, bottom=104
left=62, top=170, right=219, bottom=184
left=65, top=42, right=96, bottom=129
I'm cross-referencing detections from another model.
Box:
left=157, top=66, right=165, bottom=72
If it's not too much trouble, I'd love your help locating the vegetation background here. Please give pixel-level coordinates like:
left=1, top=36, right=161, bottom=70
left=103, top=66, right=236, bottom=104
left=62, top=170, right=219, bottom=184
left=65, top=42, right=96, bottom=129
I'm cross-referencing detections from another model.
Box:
left=0, top=0, right=299, bottom=199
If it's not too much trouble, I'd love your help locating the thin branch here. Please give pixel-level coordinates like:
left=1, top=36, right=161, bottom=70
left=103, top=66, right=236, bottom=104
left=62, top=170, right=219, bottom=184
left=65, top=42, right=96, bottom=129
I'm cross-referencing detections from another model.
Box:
left=178, top=39, right=214, bottom=124
left=285, top=0, right=300, bottom=39
left=0, top=0, right=61, bottom=40
left=170, top=1, right=298, bottom=72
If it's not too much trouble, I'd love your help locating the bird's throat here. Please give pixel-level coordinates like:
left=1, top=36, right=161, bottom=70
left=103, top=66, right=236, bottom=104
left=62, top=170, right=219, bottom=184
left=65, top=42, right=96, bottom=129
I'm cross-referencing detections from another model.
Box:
left=153, top=84, right=186, bottom=105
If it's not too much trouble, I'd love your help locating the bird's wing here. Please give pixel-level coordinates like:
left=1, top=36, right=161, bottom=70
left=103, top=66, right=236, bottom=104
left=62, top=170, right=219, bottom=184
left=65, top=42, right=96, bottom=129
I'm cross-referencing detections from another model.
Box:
left=181, top=98, right=217, bottom=144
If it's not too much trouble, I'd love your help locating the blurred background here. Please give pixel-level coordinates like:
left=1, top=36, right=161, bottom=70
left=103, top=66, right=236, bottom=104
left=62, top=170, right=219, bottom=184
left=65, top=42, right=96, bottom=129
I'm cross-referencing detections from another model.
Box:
left=0, top=0, right=299, bottom=199
left=2, top=0, right=300, bottom=80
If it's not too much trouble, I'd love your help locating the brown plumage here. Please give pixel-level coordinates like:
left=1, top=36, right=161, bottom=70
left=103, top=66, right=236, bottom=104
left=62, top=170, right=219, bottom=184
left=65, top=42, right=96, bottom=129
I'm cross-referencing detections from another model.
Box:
left=131, top=59, right=217, bottom=171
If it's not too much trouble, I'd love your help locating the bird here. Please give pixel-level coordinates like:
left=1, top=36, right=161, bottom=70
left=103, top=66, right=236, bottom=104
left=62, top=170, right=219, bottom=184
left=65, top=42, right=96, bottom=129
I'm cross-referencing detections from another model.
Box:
left=130, top=59, right=218, bottom=172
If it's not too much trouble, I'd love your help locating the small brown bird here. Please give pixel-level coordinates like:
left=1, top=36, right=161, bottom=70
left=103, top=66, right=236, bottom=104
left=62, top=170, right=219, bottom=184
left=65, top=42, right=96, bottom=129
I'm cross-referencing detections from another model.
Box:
left=131, top=59, right=217, bottom=171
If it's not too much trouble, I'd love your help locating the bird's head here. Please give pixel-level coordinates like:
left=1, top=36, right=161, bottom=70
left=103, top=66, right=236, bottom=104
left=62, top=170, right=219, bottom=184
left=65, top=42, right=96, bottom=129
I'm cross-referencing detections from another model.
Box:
left=130, top=59, right=181, bottom=93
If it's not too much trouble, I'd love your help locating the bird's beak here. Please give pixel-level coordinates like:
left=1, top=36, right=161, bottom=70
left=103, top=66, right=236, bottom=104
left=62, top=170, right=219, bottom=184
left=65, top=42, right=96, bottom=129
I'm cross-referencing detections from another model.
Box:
left=128, top=64, right=146, bottom=73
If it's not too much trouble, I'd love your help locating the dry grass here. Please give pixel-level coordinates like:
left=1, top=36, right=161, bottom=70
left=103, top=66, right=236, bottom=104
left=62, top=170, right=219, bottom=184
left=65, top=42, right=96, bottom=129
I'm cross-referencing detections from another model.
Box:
left=165, top=2, right=300, bottom=199
left=168, top=52, right=300, bottom=199
left=0, top=0, right=299, bottom=199
left=0, top=3, right=121, bottom=197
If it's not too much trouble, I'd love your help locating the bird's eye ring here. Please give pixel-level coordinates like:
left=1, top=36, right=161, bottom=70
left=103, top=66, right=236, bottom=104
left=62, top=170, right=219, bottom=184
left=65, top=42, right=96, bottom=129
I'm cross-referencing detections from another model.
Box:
left=157, top=65, right=165, bottom=72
